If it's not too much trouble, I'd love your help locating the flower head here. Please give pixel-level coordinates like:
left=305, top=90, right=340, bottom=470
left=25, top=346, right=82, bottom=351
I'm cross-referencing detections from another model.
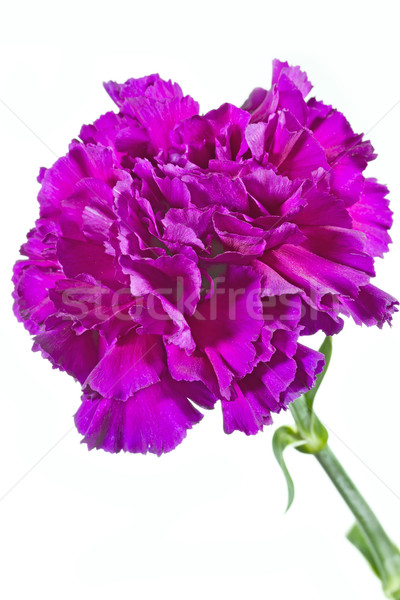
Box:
left=13, top=60, right=397, bottom=454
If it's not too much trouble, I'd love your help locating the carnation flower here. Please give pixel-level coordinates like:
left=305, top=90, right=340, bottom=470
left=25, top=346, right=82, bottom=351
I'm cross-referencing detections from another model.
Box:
left=13, top=60, right=397, bottom=455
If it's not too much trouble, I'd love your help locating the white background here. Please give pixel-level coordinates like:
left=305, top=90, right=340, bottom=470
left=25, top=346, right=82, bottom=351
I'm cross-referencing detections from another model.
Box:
left=1, top=1, right=400, bottom=598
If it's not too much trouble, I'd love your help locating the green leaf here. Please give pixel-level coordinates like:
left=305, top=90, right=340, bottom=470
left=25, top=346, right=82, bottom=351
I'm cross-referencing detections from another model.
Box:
left=347, top=524, right=400, bottom=598
left=347, top=522, right=381, bottom=578
left=272, top=425, right=305, bottom=511
left=305, top=336, right=333, bottom=411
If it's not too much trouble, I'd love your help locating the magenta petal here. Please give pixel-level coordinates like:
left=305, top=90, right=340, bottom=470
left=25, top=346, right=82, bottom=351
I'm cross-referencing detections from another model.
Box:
left=308, top=107, right=361, bottom=163
left=85, top=330, right=165, bottom=400
left=273, top=121, right=329, bottom=178
left=121, top=254, right=201, bottom=350
left=283, top=344, right=325, bottom=404
left=271, top=59, right=312, bottom=98
left=222, top=339, right=324, bottom=436
left=59, top=177, right=115, bottom=243
left=267, top=244, right=370, bottom=301
left=75, top=378, right=205, bottom=455
left=189, top=266, right=264, bottom=397
left=162, top=206, right=214, bottom=251
left=212, top=212, right=267, bottom=255
left=38, top=143, right=115, bottom=218
left=243, top=167, right=301, bottom=214
left=222, top=382, right=274, bottom=436
left=349, top=178, right=393, bottom=258
left=13, top=263, right=63, bottom=334
left=221, top=347, right=297, bottom=435
left=34, top=320, right=102, bottom=384
left=301, top=226, right=375, bottom=276
left=80, top=111, right=124, bottom=155
left=104, top=74, right=199, bottom=154
left=57, top=237, right=123, bottom=288
left=342, top=284, right=398, bottom=328
left=182, top=170, right=249, bottom=212
left=166, top=343, right=221, bottom=397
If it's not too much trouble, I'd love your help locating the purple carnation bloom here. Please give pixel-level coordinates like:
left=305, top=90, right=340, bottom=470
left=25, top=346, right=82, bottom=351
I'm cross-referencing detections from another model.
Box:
left=13, top=60, right=397, bottom=455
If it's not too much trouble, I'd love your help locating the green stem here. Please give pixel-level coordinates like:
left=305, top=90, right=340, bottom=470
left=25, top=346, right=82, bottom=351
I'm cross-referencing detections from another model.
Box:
left=315, top=445, right=400, bottom=599
left=285, top=337, right=400, bottom=598
left=289, top=393, right=400, bottom=598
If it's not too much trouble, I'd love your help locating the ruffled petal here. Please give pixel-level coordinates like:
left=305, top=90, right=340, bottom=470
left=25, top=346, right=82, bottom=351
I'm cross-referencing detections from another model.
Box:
left=349, top=178, right=393, bottom=258
left=75, top=378, right=210, bottom=455
left=222, top=339, right=324, bottom=435
left=34, top=320, right=103, bottom=384
left=84, top=330, right=165, bottom=400
left=341, top=284, right=398, bottom=328
left=12, top=263, right=63, bottom=334
left=104, top=74, right=199, bottom=155
left=38, top=143, right=116, bottom=218
left=188, top=266, right=264, bottom=398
